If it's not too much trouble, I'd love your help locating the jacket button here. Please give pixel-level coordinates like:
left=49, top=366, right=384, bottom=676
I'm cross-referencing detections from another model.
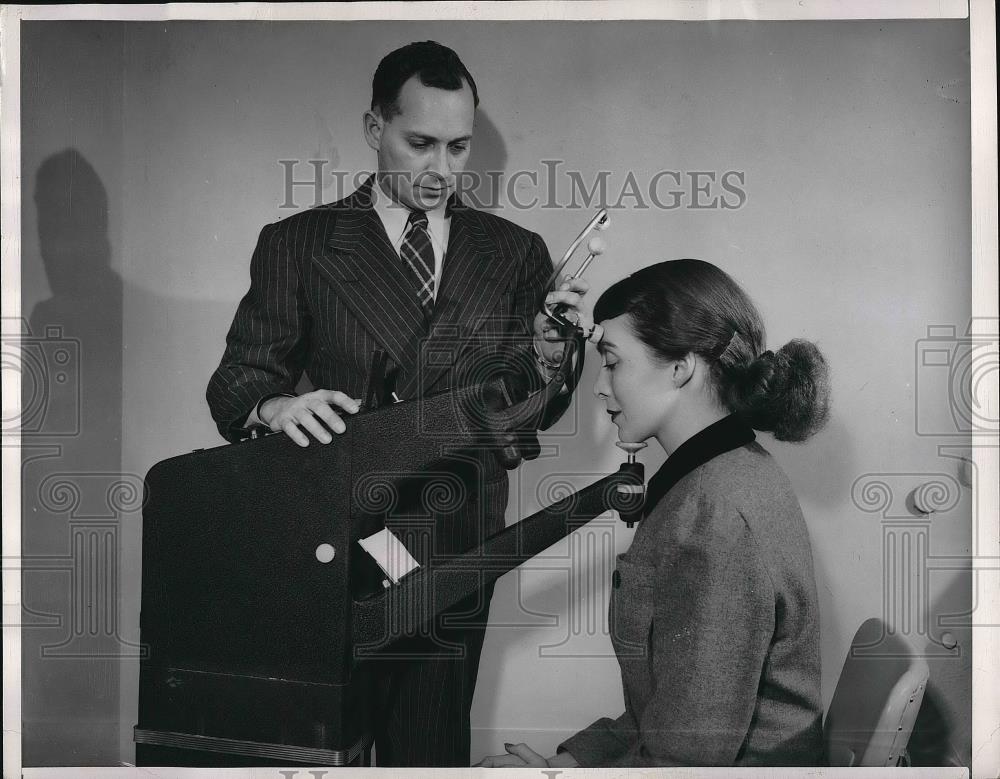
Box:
left=612, top=569, right=621, bottom=589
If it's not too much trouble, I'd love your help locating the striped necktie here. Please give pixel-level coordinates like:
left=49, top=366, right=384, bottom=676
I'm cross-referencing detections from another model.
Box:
left=400, top=210, right=435, bottom=316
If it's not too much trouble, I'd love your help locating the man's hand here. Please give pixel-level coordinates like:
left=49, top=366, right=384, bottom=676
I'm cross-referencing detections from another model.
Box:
left=533, top=275, right=591, bottom=366
left=259, top=389, right=360, bottom=447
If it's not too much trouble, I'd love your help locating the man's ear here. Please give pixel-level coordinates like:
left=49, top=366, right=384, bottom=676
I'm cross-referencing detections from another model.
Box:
left=672, top=353, right=696, bottom=389
left=363, top=109, right=383, bottom=152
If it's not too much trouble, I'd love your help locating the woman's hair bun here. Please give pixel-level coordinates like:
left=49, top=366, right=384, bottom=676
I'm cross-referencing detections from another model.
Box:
left=731, top=339, right=830, bottom=442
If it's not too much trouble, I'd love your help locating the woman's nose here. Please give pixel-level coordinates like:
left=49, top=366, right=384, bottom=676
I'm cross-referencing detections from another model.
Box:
left=593, top=372, right=608, bottom=399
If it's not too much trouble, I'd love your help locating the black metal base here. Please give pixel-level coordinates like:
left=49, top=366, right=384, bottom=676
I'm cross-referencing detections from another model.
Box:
left=135, top=732, right=372, bottom=768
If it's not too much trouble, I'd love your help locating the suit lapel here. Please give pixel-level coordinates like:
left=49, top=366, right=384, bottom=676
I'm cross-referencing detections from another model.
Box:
left=402, top=200, right=516, bottom=398
left=311, top=178, right=428, bottom=375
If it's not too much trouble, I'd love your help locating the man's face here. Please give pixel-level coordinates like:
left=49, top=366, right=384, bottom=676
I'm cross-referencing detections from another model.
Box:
left=365, top=75, right=475, bottom=211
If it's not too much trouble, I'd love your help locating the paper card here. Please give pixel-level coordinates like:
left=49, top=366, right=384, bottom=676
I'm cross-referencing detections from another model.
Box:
left=357, top=527, right=421, bottom=585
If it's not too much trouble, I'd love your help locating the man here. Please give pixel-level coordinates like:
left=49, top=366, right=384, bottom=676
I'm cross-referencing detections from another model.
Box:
left=206, top=41, right=587, bottom=766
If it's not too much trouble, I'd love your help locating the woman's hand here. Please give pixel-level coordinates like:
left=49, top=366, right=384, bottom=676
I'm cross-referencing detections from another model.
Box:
left=474, top=742, right=549, bottom=768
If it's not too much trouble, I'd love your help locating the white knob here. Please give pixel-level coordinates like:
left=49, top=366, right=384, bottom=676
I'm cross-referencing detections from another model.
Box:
left=587, top=236, right=607, bottom=256
left=315, top=543, right=336, bottom=563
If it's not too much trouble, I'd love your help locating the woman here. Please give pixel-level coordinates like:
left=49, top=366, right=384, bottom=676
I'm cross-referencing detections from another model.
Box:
left=479, top=259, right=830, bottom=768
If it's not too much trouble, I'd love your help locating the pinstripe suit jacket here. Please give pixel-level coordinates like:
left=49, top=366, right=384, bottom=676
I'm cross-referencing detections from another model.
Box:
left=206, top=176, right=560, bottom=550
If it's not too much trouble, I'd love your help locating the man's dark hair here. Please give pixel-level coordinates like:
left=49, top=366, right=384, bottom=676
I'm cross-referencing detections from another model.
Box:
left=371, top=40, right=479, bottom=119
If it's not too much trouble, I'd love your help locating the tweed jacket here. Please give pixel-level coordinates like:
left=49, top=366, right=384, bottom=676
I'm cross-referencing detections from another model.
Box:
left=559, top=415, right=824, bottom=767
left=206, top=177, right=563, bottom=555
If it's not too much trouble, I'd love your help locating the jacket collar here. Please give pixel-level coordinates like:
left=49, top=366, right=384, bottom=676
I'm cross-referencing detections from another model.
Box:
left=315, top=175, right=513, bottom=399
left=318, top=175, right=428, bottom=376
left=643, top=414, right=756, bottom=517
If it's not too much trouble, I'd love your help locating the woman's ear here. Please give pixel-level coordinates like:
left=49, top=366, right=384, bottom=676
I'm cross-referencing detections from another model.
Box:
left=671, top=353, right=697, bottom=389
left=363, top=109, right=383, bottom=152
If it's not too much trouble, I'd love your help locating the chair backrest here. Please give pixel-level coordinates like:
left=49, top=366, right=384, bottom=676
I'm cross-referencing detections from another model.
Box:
left=824, top=617, right=929, bottom=767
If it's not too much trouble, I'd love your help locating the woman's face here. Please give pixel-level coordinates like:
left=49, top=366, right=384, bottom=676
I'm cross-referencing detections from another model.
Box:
left=593, top=314, right=679, bottom=444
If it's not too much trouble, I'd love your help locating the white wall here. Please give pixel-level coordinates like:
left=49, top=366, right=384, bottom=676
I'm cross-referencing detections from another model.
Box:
left=19, top=21, right=126, bottom=766
left=21, top=18, right=972, bottom=767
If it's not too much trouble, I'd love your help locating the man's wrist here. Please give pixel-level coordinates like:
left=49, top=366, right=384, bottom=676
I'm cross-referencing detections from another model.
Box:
left=254, top=393, right=295, bottom=427
left=533, top=338, right=562, bottom=373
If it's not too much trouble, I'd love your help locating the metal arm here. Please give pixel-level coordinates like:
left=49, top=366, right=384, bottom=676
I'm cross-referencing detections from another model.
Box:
left=353, top=452, right=645, bottom=656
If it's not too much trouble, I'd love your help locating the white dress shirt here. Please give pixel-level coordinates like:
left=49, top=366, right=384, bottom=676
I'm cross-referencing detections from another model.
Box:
left=371, top=177, right=450, bottom=301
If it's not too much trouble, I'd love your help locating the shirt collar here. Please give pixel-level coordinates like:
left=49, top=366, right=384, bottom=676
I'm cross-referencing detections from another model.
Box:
left=642, top=414, right=756, bottom=517
left=371, top=176, right=449, bottom=245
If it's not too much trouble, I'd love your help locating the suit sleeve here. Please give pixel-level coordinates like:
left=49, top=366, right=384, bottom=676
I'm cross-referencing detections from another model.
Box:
left=206, top=222, right=311, bottom=441
left=513, top=230, right=550, bottom=324
left=511, top=230, right=571, bottom=430
left=559, top=512, right=775, bottom=767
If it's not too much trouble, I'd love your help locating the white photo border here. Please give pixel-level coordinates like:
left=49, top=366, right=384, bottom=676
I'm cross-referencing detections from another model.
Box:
left=2, top=2, right=994, bottom=778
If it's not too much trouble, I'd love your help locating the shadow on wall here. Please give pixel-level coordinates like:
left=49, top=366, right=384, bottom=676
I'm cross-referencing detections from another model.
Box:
left=463, top=109, right=507, bottom=213
left=21, top=149, right=125, bottom=765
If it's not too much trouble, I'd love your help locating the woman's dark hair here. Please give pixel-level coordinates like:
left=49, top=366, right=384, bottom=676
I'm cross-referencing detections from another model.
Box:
left=594, top=259, right=830, bottom=442
left=371, top=41, right=479, bottom=119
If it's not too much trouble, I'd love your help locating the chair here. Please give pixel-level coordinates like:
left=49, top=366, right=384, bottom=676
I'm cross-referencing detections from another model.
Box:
left=824, top=617, right=929, bottom=766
